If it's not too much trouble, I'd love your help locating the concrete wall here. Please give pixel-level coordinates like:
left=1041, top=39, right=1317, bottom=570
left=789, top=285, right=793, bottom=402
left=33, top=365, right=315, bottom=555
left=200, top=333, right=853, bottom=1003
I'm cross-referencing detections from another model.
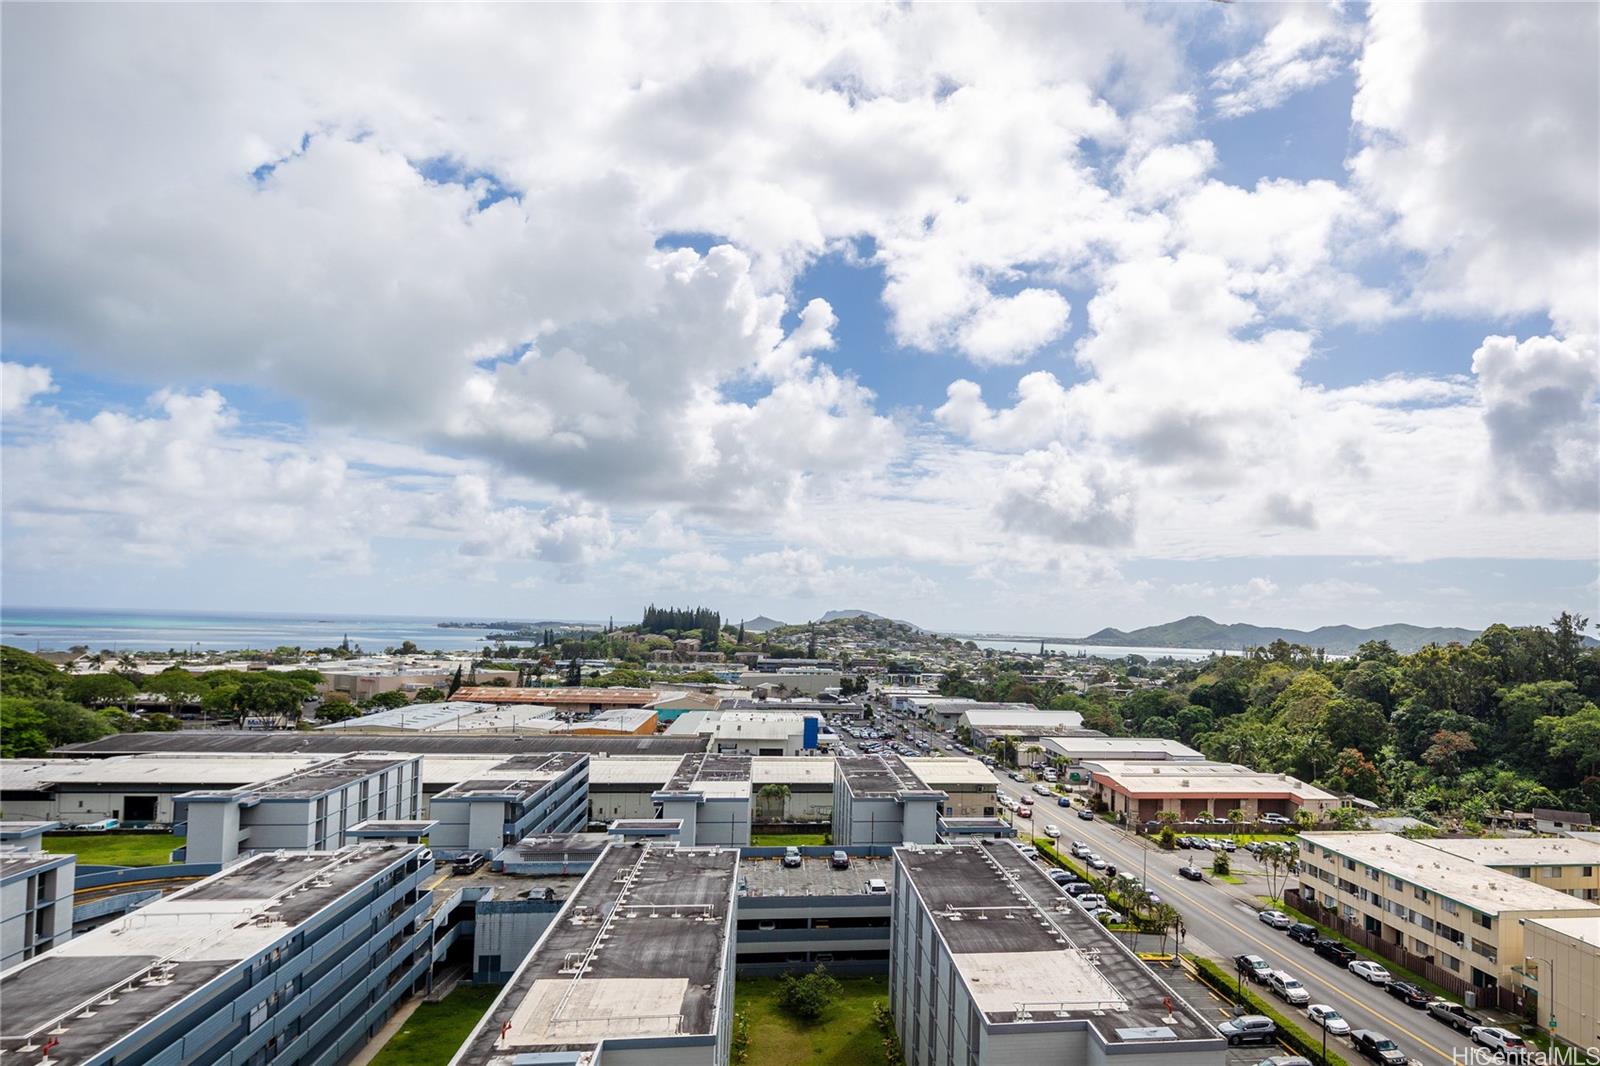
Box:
left=473, top=900, right=562, bottom=983
left=0, top=855, right=75, bottom=971
left=1524, top=919, right=1600, bottom=1053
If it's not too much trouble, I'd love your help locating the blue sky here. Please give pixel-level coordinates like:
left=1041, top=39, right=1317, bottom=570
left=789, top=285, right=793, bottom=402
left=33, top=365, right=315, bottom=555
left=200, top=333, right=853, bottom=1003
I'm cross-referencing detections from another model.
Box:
left=2, top=3, right=1595, bottom=635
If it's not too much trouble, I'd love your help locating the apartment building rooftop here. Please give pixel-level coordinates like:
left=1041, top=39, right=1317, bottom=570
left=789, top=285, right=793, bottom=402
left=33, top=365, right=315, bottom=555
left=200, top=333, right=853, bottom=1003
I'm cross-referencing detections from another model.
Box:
left=657, top=753, right=753, bottom=798
left=1423, top=836, right=1600, bottom=868
left=1301, top=833, right=1600, bottom=917
left=837, top=754, right=945, bottom=801
left=453, top=844, right=739, bottom=1061
left=1525, top=913, right=1600, bottom=948
left=0, top=851, right=71, bottom=880
left=895, top=840, right=1219, bottom=1046
left=0, top=844, right=419, bottom=1063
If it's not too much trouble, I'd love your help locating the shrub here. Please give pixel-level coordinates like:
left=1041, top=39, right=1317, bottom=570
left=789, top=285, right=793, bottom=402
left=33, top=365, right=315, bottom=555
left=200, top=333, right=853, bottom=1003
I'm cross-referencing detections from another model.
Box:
left=1157, top=825, right=1177, bottom=850
left=778, top=965, right=842, bottom=1022
left=1189, top=955, right=1351, bottom=1066
left=1211, top=851, right=1231, bottom=876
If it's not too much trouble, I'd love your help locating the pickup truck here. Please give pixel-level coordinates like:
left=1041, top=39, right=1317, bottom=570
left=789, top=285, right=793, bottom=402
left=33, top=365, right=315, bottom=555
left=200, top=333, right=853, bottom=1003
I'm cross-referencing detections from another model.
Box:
left=1351, top=1030, right=1408, bottom=1065
left=1314, top=938, right=1358, bottom=965
left=1427, top=1000, right=1484, bottom=1032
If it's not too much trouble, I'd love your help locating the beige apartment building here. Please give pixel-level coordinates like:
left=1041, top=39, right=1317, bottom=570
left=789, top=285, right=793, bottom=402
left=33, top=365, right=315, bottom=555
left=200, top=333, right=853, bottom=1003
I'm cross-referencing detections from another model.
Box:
left=1520, top=915, right=1599, bottom=1054
left=1298, top=833, right=1600, bottom=998
left=1423, top=837, right=1600, bottom=902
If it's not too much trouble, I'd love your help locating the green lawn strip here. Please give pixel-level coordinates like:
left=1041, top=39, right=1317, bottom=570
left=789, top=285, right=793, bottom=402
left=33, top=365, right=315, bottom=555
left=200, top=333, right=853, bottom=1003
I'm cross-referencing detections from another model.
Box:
left=1033, top=841, right=1162, bottom=930
left=367, top=985, right=501, bottom=1066
left=1184, top=832, right=1299, bottom=845
left=1214, top=873, right=1246, bottom=884
left=750, top=833, right=829, bottom=847
left=43, top=833, right=184, bottom=867
left=1279, top=900, right=1455, bottom=1002
left=735, top=975, right=889, bottom=1066
left=1187, top=954, right=1351, bottom=1066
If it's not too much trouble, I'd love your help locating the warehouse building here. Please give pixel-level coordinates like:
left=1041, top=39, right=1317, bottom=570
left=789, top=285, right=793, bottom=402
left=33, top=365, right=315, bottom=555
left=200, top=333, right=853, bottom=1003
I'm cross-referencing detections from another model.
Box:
left=1298, top=832, right=1600, bottom=998
left=429, top=753, right=590, bottom=857
left=652, top=754, right=754, bottom=846
left=1086, top=759, right=1341, bottom=821
left=176, top=753, right=423, bottom=864
left=890, top=840, right=1224, bottom=1066
left=0, top=837, right=75, bottom=972
left=316, top=701, right=560, bottom=733
left=0, top=843, right=434, bottom=1066
left=449, top=844, right=740, bottom=1066
left=1422, top=836, right=1600, bottom=902
left=664, top=709, right=823, bottom=755
left=450, top=686, right=660, bottom=712
left=832, top=755, right=945, bottom=846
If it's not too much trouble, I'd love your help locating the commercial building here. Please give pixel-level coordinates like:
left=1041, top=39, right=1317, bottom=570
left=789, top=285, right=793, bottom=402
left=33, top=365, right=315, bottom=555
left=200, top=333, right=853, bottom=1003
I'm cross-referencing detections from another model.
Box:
left=891, top=840, right=1224, bottom=1066
left=736, top=852, right=894, bottom=974
left=450, top=686, right=660, bottom=712
left=0, top=843, right=434, bottom=1066
left=1041, top=737, right=1205, bottom=765
left=911, top=699, right=1036, bottom=732
left=832, top=756, right=946, bottom=846
left=664, top=709, right=822, bottom=756
left=1519, top=915, right=1599, bottom=1054
left=176, top=753, right=423, bottom=864
left=652, top=754, right=753, bottom=846
left=0, top=838, right=75, bottom=972
left=317, top=701, right=561, bottom=733
left=1422, top=837, right=1600, bottom=902
left=1085, top=759, right=1341, bottom=821
left=956, top=706, right=1092, bottom=750
left=56, top=731, right=703, bottom=758
left=1297, top=833, right=1600, bottom=997
left=449, top=844, right=740, bottom=1066
left=429, top=753, right=590, bottom=856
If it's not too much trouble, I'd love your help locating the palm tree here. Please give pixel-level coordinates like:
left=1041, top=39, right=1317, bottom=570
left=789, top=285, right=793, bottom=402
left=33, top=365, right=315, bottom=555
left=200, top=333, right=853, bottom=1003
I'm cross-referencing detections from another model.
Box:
left=1151, top=903, right=1182, bottom=955
left=1227, top=807, right=1246, bottom=843
left=756, top=783, right=791, bottom=821
left=1293, top=808, right=1317, bottom=831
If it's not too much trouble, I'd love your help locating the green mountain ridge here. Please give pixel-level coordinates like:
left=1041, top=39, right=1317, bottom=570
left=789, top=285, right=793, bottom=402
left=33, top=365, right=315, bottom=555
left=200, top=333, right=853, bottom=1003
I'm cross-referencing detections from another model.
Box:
left=1077, top=615, right=1483, bottom=654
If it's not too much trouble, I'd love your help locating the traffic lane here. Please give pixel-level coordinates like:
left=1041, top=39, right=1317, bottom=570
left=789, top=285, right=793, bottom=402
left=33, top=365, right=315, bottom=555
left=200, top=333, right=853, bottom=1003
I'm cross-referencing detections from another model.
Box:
left=994, top=779, right=1466, bottom=1066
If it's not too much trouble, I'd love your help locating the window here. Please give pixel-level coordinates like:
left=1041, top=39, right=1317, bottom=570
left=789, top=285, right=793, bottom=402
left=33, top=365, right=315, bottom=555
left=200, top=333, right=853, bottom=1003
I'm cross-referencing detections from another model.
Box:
left=1475, top=913, right=1492, bottom=930
left=1414, top=887, right=1431, bottom=903
left=1513, top=866, right=1532, bottom=879
left=1471, top=938, right=1497, bottom=963
left=1440, top=952, right=1460, bottom=973
left=1441, top=898, right=1458, bottom=915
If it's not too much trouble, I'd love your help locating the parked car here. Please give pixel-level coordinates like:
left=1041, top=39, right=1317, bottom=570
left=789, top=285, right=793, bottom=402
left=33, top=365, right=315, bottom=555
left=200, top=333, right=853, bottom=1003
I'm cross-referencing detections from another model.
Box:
left=1267, top=971, right=1311, bottom=1005
left=1010, top=772, right=1026, bottom=782
left=1070, top=842, right=1092, bottom=858
left=1017, top=845, right=1039, bottom=859
left=1287, top=922, right=1320, bottom=945
left=1385, top=981, right=1433, bottom=1008
left=1468, top=1026, right=1529, bottom=1059
left=1428, top=1000, right=1484, bottom=1033
left=1047, top=869, right=1079, bottom=885
left=1263, top=812, right=1292, bottom=824
left=1092, top=907, right=1124, bottom=924
left=863, top=878, right=889, bottom=895
left=1178, top=863, right=1204, bottom=881
left=1258, top=909, right=1292, bottom=929
left=1077, top=808, right=1095, bottom=821
left=1314, top=938, right=1358, bottom=966
left=1217, top=1015, right=1277, bottom=1047
left=1076, top=893, right=1107, bottom=910
left=782, top=846, right=803, bottom=868
left=1086, top=854, right=1107, bottom=870
left=831, top=851, right=850, bottom=870
left=1016, top=805, right=1032, bottom=819
left=451, top=851, right=487, bottom=875
left=1175, top=836, right=1193, bottom=849
left=1057, top=796, right=1073, bottom=807
left=1233, top=954, right=1272, bottom=984
left=1307, top=1004, right=1351, bottom=1036
left=1043, top=824, right=1061, bottom=838
left=1348, top=960, right=1392, bottom=985
left=1351, top=1030, right=1408, bottom=1065
left=1064, top=882, right=1091, bottom=896
left=1033, top=783, right=1054, bottom=796
left=1261, top=1057, right=1314, bottom=1066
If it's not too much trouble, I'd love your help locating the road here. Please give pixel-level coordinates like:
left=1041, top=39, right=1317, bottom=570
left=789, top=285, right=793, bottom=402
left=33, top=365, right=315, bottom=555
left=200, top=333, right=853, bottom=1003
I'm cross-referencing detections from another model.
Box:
left=983, top=768, right=1476, bottom=1066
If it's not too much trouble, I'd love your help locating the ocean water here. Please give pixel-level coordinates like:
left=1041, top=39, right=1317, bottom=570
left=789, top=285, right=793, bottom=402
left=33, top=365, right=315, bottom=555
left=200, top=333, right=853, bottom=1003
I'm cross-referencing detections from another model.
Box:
left=968, top=638, right=1221, bottom=661
left=0, top=607, right=552, bottom=653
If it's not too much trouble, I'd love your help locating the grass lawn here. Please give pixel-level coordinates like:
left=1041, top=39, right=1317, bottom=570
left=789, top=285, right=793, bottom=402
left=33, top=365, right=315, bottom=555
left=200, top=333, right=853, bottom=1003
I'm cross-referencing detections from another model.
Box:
left=44, top=833, right=184, bottom=867
left=736, top=975, right=888, bottom=1066
left=368, top=986, right=501, bottom=1066
left=1213, top=873, right=1246, bottom=884
left=1187, top=831, right=1299, bottom=845
left=751, top=833, right=828, bottom=847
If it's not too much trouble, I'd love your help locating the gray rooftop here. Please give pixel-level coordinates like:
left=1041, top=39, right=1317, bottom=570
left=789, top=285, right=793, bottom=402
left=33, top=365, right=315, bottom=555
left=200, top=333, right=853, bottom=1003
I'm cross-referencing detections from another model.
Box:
left=0, top=844, right=420, bottom=1063
left=896, top=840, right=1220, bottom=1048
left=249, top=754, right=411, bottom=798
left=0, top=851, right=73, bottom=882
left=838, top=753, right=943, bottom=800
left=498, top=833, right=614, bottom=863
left=58, top=732, right=704, bottom=757
left=660, top=753, right=753, bottom=794
left=454, top=844, right=740, bottom=1061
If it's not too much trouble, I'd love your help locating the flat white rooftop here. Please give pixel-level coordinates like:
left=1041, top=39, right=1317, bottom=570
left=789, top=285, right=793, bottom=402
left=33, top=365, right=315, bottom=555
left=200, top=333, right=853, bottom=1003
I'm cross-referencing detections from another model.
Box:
left=1524, top=914, right=1600, bottom=949
left=1423, top=836, right=1600, bottom=868
left=1301, top=833, right=1600, bottom=917
left=1043, top=737, right=1203, bottom=761
left=1089, top=760, right=1337, bottom=801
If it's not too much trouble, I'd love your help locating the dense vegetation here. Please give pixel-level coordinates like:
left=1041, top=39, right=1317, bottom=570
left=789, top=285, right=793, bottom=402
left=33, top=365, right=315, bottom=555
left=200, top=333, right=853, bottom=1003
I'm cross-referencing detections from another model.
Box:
left=0, top=646, right=322, bottom=756
left=640, top=604, right=722, bottom=643
left=945, top=614, right=1600, bottom=823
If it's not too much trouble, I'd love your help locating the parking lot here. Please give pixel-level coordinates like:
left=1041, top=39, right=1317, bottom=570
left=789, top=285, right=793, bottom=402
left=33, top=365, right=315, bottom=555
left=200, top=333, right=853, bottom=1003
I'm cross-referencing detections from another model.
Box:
left=1145, top=957, right=1317, bottom=1066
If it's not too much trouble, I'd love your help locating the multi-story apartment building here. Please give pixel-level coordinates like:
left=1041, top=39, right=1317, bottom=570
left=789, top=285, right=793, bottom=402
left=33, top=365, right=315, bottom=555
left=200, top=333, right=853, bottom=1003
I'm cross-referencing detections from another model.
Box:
left=429, top=753, right=589, bottom=856
left=1423, top=837, right=1600, bottom=901
left=449, top=843, right=740, bottom=1066
left=0, top=843, right=434, bottom=1066
left=832, top=755, right=945, bottom=845
left=1520, top=915, right=1599, bottom=1055
left=890, top=839, right=1225, bottom=1066
left=651, top=753, right=754, bottom=846
left=176, top=753, right=424, bottom=863
left=1298, top=833, right=1600, bottom=996
left=0, top=845, right=75, bottom=972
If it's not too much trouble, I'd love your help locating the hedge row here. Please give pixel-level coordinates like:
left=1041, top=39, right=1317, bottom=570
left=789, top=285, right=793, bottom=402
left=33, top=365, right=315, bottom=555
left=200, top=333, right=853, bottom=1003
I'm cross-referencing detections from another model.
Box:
left=1033, top=840, right=1163, bottom=932
left=1188, top=954, right=1352, bottom=1066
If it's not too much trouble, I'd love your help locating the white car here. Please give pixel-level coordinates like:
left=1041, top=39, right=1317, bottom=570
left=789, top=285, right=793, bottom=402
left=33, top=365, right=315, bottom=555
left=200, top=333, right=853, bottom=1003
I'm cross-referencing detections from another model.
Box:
left=1076, top=893, right=1107, bottom=910
left=1087, top=854, right=1107, bottom=870
left=1043, top=824, right=1061, bottom=838
left=1267, top=971, right=1310, bottom=1005
left=1348, top=960, right=1392, bottom=985
left=1258, top=909, right=1292, bottom=929
left=1306, top=1004, right=1351, bottom=1036
left=1469, top=1026, right=1530, bottom=1058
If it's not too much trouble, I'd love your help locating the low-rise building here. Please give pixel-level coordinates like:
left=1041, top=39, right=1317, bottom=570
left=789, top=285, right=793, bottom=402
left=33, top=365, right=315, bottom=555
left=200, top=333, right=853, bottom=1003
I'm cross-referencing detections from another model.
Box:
left=0, top=843, right=434, bottom=1066
left=450, top=686, right=661, bottom=711
left=652, top=754, right=754, bottom=846
left=1423, top=837, right=1600, bottom=902
left=429, top=753, right=590, bottom=856
left=1086, top=759, right=1341, bottom=821
left=891, top=840, right=1224, bottom=1066
left=176, top=753, right=423, bottom=864
left=832, top=755, right=946, bottom=845
left=0, top=844, right=74, bottom=972
left=317, top=701, right=560, bottom=733
left=1297, top=832, right=1600, bottom=999
left=449, top=844, right=740, bottom=1066
left=1041, top=736, right=1204, bottom=765
left=1520, top=915, right=1599, bottom=1054
left=664, top=709, right=822, bottom=755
